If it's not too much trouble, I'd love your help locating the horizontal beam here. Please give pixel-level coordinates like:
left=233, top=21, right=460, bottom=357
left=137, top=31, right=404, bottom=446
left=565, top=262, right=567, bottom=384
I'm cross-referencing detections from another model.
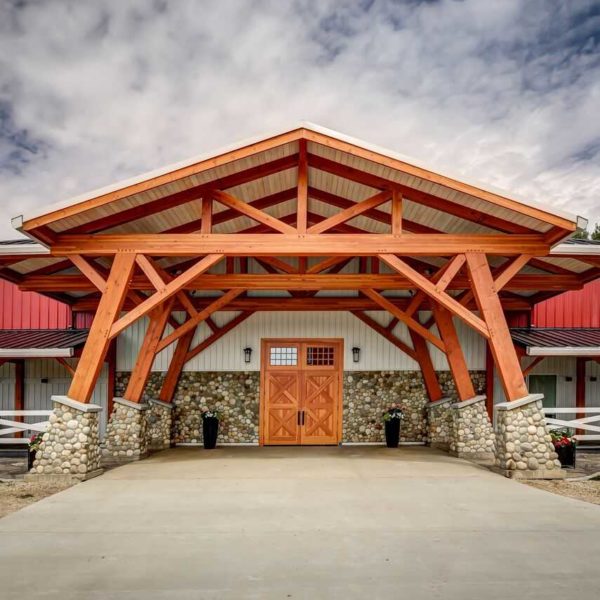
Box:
left=72, top=295, right=533, bottom=312
left=19, top=273, right=582, bottom=293
left=50, top=233, right=550, bottom=256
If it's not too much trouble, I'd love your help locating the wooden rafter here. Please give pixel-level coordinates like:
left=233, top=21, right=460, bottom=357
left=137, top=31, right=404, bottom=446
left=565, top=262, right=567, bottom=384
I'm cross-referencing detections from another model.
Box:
left=109, top=254, right=223, bottom=339
left=307, top=191, right=391, bottom=234
left=408, top=329, right=443, bottom=402
left=155, top=289, right=244, bottom=353
left=362, top=289, right=446, bottom=352
left=380, top=254, right=490, bottom=339
left=351, top=310, right=417, bottom=361
left=212, top=190, right=296, bottom=234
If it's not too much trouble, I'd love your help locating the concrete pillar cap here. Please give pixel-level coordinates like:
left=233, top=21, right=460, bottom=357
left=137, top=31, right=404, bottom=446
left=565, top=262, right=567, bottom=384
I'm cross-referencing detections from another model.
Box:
left=113, top=397, right=149, bottom=411
left=426, top=397, right=453, bottom=409
left=148, top=398, right=174, bottom=410
left=495, top=393, right=544, bottom=412
left=451, top=395, right=486, bottom=409
left=51, top=395, right=102, bottom=413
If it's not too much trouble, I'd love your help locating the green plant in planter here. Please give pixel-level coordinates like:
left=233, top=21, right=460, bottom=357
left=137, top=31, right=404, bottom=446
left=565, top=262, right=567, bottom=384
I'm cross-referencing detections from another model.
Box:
left=29, top=432, right=43, bottom=453
left=200, top=407, right=221, bottom=420
left=383, top=403, right=405, bottom=422
left=550, top=428, right=577, bottom=468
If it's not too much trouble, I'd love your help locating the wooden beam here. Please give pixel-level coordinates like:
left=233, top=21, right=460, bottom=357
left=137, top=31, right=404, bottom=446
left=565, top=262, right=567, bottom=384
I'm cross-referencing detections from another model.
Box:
left=201, top=197, right=212, bottom=234
left=362, top=289, right=446, bottom=352
left=51, top=233, right=550, bottom=257
left=351, top=310, right=417, bottom=361
left=109, top=254, right=222, bottom=339
left=54, top=357, right=76, bottom=377
left=297, top=139, right=308, bottom=234
left=380, top=254, right=490, bottom=338
left=522, top=355, right=545, bottom=377
left=159, top=328, right=196, bottom=403
left=212, top=190, right=297, bottom=234
left=68, top=252, right=136, bottom=402
left=465, top=252, right=528, bottom=401
left=408, top=329, right=443, bottom=402
left=124, top=299, right=174, bottom=402
left=303, top=141, right=574, bottom=231
left=72, top=294, right=534, bottom=313
left=107, top=340, right=116, bottom=415
left=432, top=305, right=476, bottom=401
left=14, top=359, right=24, bottom=438
left=185, top=311, right=254, bottom=362
left=485, top=342, right=494, bottom=417
left=307, top=191, right=391, bottom=234
left=69, top=255, right=107, bottom=293
left=309, top=187, right=440, bottom=234
left=391, top=190, right=402, bottom=235
left=155, top=289, right=244, bottom=353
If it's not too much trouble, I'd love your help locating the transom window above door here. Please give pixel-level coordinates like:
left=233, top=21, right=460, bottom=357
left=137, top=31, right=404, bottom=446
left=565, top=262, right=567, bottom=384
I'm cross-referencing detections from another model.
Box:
left=269, top=347, right=298, bottom=366
left=307, top=346, right=335, bottom=366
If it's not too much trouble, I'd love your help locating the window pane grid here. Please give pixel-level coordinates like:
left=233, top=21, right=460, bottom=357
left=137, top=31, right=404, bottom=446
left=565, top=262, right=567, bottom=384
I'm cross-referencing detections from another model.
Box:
left=307, top=346, right=335, bottom=366
left=270, top=347, right=298, bottom=366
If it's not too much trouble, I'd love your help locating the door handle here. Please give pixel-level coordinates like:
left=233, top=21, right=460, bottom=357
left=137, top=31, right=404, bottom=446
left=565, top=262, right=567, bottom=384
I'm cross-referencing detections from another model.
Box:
left=298, top=410, right=301, bottom=426
left=301, top=410, right=305, bottom=426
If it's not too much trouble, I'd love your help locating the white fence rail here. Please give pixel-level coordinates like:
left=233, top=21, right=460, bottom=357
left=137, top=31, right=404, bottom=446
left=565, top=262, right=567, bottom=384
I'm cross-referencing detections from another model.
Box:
left=542, top=407, right=600, bottom=442
left=0, top=410, right=52, bottom=445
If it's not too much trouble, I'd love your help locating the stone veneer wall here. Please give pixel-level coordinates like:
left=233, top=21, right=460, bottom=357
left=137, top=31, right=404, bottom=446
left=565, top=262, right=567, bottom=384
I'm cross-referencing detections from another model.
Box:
left=116, top=370, right=485, bottom=444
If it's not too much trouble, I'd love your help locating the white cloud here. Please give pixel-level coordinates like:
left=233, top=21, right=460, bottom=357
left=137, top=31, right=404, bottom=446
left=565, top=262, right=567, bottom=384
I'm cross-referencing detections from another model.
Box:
left=0, top=0, right=599, bottom=238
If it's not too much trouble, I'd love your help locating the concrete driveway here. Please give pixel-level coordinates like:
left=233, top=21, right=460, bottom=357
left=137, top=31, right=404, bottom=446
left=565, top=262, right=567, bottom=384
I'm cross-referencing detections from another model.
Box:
left=1, top=446, right=599, bottom=599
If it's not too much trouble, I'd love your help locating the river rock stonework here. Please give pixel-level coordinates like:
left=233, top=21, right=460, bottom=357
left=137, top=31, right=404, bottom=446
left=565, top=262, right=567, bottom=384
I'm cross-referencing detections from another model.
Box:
left=494, top=395, right=564, bottom=479
left=426, top=397, right=453, bottom=448
left=115, top=370, right=486, bottom=444
left=449, top=396, right=496, bottom=462
left=146, top=399, right=173, bottom=450
left=29, top=396, right=102, bottom=480
left=101, top=398, right=148, bottom=463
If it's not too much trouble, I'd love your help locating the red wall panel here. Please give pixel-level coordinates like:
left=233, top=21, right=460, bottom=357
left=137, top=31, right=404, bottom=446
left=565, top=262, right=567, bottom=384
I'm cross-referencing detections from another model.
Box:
left=0, top=279, right=72, bottom=329
left=532, top=278, right=600, bottom=328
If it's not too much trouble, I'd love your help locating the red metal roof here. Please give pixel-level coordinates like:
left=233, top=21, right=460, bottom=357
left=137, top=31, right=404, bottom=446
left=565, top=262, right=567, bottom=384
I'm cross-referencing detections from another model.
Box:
left=0, top=329, right=88, bottom=350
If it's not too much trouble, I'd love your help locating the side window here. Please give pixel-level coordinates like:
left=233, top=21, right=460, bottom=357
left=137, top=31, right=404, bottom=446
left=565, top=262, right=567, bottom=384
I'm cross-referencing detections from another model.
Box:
left=307, top=346, right=335, bottom=366
left=270, top=347, right=298, bottom=366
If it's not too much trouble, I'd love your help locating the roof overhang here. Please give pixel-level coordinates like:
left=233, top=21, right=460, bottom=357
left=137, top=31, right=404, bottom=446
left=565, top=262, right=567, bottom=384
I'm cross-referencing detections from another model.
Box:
left=0, top=348, right=74, bottom=358
left=526, top=346, right=600, bottom=357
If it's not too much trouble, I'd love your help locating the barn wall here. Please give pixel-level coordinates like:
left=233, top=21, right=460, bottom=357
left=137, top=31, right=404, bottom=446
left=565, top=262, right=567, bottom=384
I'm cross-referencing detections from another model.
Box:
left=117, top=310, right=485, bottom=372
left=0, top=359, right=110, bottom=436
left=0, top=279, right=72, bottom=329
left=532, top=278, right=600, bottom=328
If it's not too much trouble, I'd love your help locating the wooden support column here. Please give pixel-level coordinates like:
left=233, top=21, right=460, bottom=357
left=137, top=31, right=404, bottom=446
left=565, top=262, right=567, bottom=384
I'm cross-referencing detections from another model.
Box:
left=107, top=340, right=117, bottom=415
left=159, top=328, right=196, bottom=403
left=68, top=253, right=136, bottom=403
left=465, top=252, right=528, bottom=401
left=432, top=305, right=476, bottom=401
left=408, top=330, right=443, bottom=402
left=14, top=359, right=24, bottom=438
left=485, top=342, right=494, bottom=417
left=124, top=299, right=175, bottom=403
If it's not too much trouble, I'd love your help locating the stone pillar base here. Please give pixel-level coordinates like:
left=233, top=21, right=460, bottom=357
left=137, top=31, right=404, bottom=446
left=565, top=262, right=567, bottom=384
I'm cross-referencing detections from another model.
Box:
left=30, top=396, right=103, bottom=481
left=101, top=397, right=149, bottom=465
left=426, top=397, right=453, bottom=451
left=147, top=399, right=173, bottom=451
left=494, top=394, right=565, bottom=480
left=449, top=395, right=496, bottom=464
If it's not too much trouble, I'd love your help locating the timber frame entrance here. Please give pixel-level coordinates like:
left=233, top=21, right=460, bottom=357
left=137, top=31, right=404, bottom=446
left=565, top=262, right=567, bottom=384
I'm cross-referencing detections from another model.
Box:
left=260, top=338, right=343, bottom=446
left=0, top=123, right=595, bottom=431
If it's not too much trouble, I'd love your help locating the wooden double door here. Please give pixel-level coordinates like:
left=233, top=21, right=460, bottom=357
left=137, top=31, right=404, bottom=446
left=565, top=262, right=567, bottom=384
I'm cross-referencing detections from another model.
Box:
left=260, top=339, right=343, bottom=445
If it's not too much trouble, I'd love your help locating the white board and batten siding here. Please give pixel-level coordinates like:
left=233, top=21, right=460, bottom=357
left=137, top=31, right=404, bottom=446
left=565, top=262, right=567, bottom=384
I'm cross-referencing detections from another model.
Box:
left=0, top=359, right=110, bottom=436
left=493, top=356, right=600, bottom=409
left=117, top=310, right=485, bottom=372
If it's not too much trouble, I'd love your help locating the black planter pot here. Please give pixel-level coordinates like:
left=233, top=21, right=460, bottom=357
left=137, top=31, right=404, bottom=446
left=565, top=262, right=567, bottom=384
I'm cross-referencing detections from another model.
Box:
left=556, top=444, right=576, bottom=468
left=384, top=419, right=401, bottom=448
left=27, top=450, right=36, bottom=470
left=202, top=417, right=219, bottom=449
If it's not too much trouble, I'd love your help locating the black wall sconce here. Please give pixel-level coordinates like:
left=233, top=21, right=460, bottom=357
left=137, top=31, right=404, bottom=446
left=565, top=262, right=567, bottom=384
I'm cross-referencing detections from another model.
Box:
left=243, top=347, right=253, bottom=363
left=352, top=347, right=361, bottom=363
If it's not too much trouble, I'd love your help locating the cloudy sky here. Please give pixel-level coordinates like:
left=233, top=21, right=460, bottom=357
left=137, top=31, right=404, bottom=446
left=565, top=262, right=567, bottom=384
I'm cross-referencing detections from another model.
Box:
left=0, top=0, right=599, bottom=238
